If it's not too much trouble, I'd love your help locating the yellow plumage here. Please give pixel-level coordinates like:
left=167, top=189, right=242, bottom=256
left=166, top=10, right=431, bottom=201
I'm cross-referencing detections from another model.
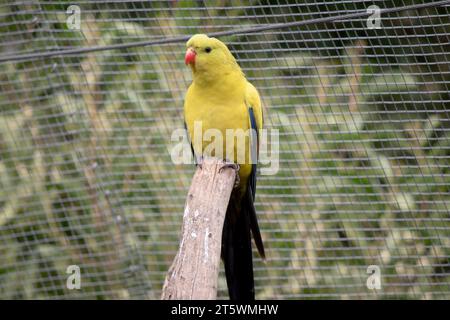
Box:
left=183, top=34, right=263, bottom=195
left=183, top=34, right=265, bottom=300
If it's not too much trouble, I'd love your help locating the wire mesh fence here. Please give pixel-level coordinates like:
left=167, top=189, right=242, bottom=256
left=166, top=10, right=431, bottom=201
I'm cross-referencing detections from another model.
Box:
left=0, top=0, right=449, bottom=299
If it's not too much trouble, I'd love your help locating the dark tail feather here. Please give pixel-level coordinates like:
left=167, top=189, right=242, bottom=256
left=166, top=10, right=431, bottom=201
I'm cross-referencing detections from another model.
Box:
left=222, top=189, right=265, bottom=300
left=247, top=185, right=265, bottom=259
left=222, top=192, right=255, bottom=301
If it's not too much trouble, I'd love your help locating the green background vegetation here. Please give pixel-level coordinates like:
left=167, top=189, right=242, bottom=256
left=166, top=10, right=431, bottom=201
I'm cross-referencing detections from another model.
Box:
left=0, top=0, right=449, bottom=299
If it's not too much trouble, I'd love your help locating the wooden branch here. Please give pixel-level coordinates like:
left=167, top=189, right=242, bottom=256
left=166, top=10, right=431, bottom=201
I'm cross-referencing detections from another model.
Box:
left=161, top=158, right=237, bottom=300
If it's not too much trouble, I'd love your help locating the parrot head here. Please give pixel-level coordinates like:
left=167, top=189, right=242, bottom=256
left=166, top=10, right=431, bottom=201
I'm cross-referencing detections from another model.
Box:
left=185, top=34, right=241, bottom=79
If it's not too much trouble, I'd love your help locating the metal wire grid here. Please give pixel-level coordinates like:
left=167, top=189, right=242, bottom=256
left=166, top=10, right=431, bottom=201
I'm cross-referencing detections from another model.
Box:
left=0, top=0, right=449, bottom=299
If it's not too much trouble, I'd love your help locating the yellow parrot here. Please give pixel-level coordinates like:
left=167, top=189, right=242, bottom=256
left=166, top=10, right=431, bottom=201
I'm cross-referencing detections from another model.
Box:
left=183, top=34, right=265, bottom=300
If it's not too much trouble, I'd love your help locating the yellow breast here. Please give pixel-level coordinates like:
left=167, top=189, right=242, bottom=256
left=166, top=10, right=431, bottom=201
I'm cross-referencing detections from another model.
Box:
left=184, top=83, right=253, bottom=189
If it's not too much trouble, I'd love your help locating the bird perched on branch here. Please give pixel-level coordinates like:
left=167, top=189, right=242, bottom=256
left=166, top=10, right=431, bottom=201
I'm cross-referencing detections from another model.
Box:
left=183, top=34, right=265, bottom=300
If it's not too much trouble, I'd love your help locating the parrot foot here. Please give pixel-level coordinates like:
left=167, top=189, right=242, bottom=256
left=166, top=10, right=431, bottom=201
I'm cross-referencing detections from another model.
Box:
left=219, top=161, right=240, bottom=188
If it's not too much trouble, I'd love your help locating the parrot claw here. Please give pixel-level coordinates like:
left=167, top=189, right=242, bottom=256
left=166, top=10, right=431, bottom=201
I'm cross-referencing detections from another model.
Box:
left=195, top=155, right=204, bottom=170
left=219, top=161, right=240, bottom=188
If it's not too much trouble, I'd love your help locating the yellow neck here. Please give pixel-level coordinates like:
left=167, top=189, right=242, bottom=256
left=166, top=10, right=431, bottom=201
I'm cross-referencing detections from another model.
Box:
left=192, top=66, right=246, bottom=102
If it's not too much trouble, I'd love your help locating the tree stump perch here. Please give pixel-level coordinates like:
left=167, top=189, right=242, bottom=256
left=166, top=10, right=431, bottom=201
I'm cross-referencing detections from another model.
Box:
left=161, top=158, right=237, bottom=300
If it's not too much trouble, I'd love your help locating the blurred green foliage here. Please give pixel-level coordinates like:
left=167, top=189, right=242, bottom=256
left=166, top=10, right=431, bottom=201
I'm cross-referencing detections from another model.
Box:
left=0, top=1, right=449, bottom=299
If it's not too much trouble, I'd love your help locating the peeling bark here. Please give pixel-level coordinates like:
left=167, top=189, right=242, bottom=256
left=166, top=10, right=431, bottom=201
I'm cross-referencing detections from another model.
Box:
left=161, top=158, right=236, bottom=300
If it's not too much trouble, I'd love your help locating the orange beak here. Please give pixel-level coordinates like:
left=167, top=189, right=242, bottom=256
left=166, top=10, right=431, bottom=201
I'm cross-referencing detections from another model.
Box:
left=185, top=48, right=196, bottom=65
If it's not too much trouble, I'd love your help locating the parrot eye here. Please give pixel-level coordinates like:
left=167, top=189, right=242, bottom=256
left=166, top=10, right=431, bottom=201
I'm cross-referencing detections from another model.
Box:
left=205, top=47, right=212, bottom=53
